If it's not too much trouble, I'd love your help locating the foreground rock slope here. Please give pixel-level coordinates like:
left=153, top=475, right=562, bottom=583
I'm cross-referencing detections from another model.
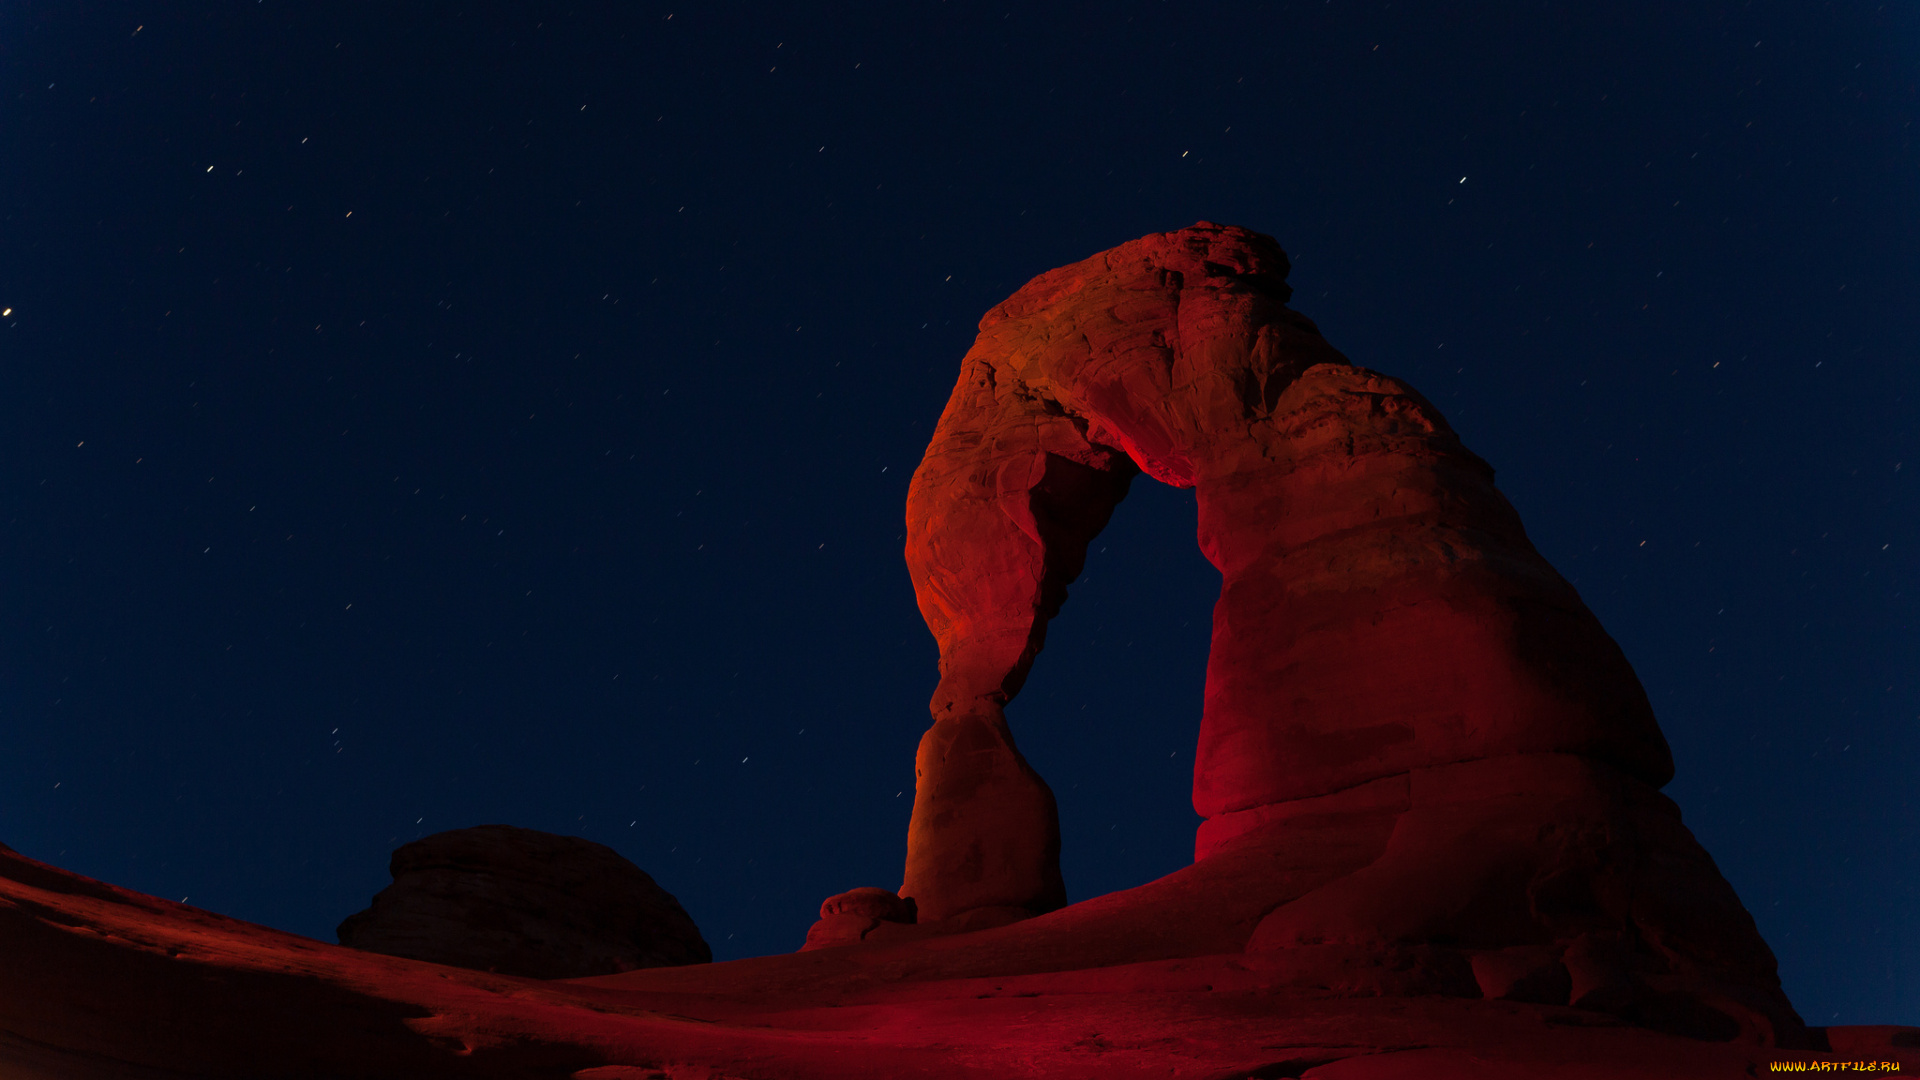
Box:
left=3, top=841, right=1912, bottom=1077
left=1, top=224, right=1910, bottom=1078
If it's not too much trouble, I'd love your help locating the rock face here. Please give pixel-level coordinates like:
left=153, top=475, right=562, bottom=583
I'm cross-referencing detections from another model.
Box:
left=0, top=225, right=1891, bottom=1078
left=336, top=824, right=709, bottom=978
left=819, top=222, right=1799, bottom=1038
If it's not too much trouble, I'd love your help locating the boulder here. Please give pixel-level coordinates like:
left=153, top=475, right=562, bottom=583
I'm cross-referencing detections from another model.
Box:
left=800, top=886, right=917, bottom=950
left=336, top=824, right=708, bottom=978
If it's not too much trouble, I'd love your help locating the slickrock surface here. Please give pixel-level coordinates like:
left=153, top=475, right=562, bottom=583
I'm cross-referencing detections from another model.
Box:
left=337, top=825, right=709, bottom=978
left=3, top=842, right=1913, bottom=1077
left=2, top=226, right=1908, bottom=1078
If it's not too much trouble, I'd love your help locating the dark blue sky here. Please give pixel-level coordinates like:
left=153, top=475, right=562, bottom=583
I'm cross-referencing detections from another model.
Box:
left=2, top=1, right=1912, bottom=1026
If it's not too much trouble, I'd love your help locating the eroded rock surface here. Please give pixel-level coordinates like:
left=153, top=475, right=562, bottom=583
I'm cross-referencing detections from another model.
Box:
left=0, top=226, right=1888, bottom=1078
left=835, top=222, right=1801, bottom=1040
left=4, top=841, right=1911, bottom=1078
left=337, top=824, right=708, bottom=978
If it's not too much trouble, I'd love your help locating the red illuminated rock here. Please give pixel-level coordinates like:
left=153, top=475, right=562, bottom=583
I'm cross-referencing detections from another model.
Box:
left=0, top=225, right=1898, bottom=1077
left=336, top=824, right=709, bottom=978
left=871, top=222, right=1792, bottom=1038
left=899, top=222, right=1669, bottom=922
left=2, top=842, right=1908, bottom=1077
left=801, top=886, right=917, bottom=950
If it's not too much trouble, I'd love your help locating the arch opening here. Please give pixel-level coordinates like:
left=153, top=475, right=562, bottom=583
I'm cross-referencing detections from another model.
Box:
left=1001, top=478, right=1217, bottom=906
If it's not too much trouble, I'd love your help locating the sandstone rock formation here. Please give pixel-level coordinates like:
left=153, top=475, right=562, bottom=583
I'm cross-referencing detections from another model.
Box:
left=336, top=824, right=709, bottom=978
left=1, top=225, right=1904, bottom=1078
left=815, top=222, right=1797, bottom=1040
left=4, top=840, right=1913, bottom=1077
left=800, top=886, right=918, bottom=950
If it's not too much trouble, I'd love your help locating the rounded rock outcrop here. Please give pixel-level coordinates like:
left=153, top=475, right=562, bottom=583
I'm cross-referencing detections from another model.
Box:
left=336, top=824, right=708, bottom=978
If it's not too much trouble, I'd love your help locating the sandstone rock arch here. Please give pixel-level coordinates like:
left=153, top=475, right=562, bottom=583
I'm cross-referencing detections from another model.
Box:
left=796, top=223, right=1796, bottom=1041
left=897, top=222, right=1672, bottom=922
left=0, top=224, right=1826, bottom=1072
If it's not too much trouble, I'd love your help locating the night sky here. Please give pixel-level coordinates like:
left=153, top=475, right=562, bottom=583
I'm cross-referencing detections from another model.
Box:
left=2, top=2, right=1913, bottom=1027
